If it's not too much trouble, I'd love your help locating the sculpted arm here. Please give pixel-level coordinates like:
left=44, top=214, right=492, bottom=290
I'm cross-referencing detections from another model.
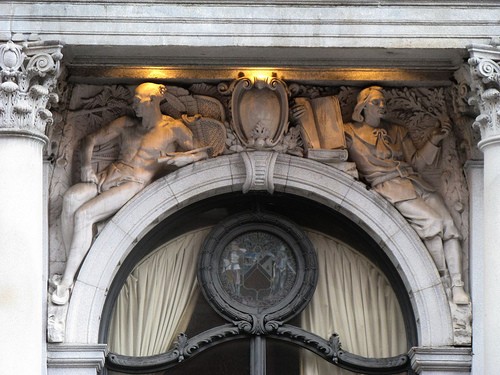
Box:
left=160, top=122, right=208, bottom=167
left=401, top=121, right=449, bottom=172
left=173, top=122, right=195, bottom=151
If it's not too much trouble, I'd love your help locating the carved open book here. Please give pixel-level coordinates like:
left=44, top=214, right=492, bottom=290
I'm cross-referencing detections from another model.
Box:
left=295, top=96, right=348, bottom=162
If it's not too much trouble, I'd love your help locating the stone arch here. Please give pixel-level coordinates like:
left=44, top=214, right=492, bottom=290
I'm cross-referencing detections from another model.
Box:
left=64, top=153, right=453, bottom=348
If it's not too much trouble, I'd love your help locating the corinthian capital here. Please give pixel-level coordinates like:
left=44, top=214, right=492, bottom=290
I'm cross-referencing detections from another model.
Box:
left=468, top=41, right=500, bottom=147
left=0, top=39, right=63, bottom=142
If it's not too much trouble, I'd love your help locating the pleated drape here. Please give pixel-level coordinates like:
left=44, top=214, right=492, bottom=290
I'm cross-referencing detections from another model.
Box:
left=108, top=228, right=211, bottom=356
left=300, top=231, right=407, bottom=375
left=107, top=227, right=406, bottom=375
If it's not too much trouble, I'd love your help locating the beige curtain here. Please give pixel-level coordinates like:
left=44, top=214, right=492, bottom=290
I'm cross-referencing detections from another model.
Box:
left=108, top=227, right=406, bottom=374
left=108, top=228, right=211, bottom=356
left=301, top=231, right=407, bottom=375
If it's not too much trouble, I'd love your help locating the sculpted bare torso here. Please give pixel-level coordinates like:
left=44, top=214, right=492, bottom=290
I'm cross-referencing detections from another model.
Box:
left=52, top=83, right=208, bottom=305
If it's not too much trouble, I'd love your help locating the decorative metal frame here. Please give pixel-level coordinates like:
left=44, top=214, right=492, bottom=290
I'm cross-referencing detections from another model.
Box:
left=107, top=211, right=410, bottom=374
left=198, top=211, right=318, bottom=333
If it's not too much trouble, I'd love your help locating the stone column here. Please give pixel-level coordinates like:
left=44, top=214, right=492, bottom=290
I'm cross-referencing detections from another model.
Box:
left=464, top=160, right=484, bottom=374
left=0, top=39, right=62, bottom=374
left=468, top=41, right=500, bottom=374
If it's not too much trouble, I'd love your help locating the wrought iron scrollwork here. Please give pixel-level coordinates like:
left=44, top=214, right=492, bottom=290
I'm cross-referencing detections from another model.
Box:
left=107, top=324, right=244, bottom=373
left=107, top=323, right=409, bottom=374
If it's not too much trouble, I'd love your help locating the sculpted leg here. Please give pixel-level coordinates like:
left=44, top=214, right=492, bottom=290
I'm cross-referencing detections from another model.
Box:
left=60, top=183, right=99, bottom=252
left=394, top=196, right=469, bottom=304
left=424, top=236, right=447, bottom=273
left=422, top=192, right=469, bottom=304
left=52, top=182, right=144, bottom=305
left=444, top=238, right=470, bottom=305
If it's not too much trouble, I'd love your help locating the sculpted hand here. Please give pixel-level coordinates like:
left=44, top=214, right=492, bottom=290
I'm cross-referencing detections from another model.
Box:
left=158, top=149, right=208, bottom=167
left=290, top=104, right=306, bottom=122
left=430, top=120, right=451, bottom=145
left=81, top=165, right=98, bottom=184
left=97, top=170, right=108, bottom=192
left=165, top=154, right=196, bottom=167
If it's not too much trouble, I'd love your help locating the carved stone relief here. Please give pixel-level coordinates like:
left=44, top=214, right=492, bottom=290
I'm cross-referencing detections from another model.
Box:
left=47, top=77, right=474, bottom=342
left=219, top=75, right=289, bottom=150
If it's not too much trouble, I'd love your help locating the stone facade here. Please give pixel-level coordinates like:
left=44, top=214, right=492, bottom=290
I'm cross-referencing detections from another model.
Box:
left=3, top=1, right=500, bottom=374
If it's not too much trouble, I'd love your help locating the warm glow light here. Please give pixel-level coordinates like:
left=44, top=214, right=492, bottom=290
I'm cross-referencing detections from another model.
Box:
left=239, top=69, right=280, bottom=82
left=74, top=66, right=451, bottom=87
left=144, top=69, right=168, bottom=79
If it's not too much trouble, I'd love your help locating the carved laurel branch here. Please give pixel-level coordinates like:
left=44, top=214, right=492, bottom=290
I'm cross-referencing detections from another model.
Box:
left=273, top=324, right=339, bottom=359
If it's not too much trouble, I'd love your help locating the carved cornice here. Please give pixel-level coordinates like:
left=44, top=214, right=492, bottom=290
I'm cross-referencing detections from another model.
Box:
left=409, top=346, right=472, bottom=373
left=47, top=344, right=107, bottom=371
left=468, top=41, right=500, bottom=149
left=0, top=39, right=63, bottom=143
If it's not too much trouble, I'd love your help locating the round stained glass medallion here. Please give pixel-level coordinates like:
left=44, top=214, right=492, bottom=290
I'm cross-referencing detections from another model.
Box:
left=198, top=212, right=318, bottom=325
left=219, top=231, right=297, bottom=309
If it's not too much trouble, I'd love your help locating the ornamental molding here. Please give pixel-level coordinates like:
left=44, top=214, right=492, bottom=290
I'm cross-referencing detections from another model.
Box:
left=0, top=39, right=63, bottom=142
left=47, top=344, right=107, bottom=371
left=240, top=151, right=279, bottom=194
left=218, top=74, right=290, bottom=150
left=468, top=40, right=500, bottom=148
left=197, top=211, right=318, bottom=331
left=408, top=346, right=472, bottom=373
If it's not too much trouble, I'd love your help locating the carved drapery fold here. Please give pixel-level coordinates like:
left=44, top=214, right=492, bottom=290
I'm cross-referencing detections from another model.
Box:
left=468, top=41, right=500, bottom=147
left=0, top=39, right=63, bottom=142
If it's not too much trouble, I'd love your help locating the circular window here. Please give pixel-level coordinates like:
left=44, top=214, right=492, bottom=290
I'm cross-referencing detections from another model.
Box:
left=198, top=211, right=318, bottom=333
left=218, top=230, right=297, bottom=309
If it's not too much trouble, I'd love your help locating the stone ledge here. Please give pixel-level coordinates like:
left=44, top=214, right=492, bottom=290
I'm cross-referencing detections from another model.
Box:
left=3, top=3, right=499, bottom=52
left=409, top=346, right=472, bottom=373
left=47, top=344, right=107, bottom=370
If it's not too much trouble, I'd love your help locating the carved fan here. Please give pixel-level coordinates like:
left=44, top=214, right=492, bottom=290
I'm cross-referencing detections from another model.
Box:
left=182, top=115, right=227, bottom=157
left=160, top=86, right=226, bottom=121
left=160, top=86, right=198, bottom=118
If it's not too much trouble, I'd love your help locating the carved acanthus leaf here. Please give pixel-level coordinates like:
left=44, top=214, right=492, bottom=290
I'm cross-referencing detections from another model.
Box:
left=0, top=40, right=63, bottom=138
left=467, top=43, right=500, bottom=142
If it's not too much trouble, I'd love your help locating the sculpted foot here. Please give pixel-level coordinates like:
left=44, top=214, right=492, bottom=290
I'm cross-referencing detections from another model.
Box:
left=51, top=284, right=71, bottom=306
left=452, top=286, right=470, bottom=305
left=452, top=282, right=470, bottom=305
